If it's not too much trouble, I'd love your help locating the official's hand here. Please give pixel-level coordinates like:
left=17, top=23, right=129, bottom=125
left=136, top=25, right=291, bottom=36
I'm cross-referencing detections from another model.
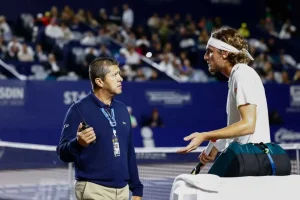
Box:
left=198, top=146, right=218, bottom=167
left=131, top=196, right=142, bottom=200
left=77, top=123, right=96, bottom=147
left=177, top=132, right=205, bottom=154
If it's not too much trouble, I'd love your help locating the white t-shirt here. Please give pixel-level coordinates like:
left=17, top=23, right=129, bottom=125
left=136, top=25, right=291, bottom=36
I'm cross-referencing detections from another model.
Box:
left=215, top=63, right=271, bottom=151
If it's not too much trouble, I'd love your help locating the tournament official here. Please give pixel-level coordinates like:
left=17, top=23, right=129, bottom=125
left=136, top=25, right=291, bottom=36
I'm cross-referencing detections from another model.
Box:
left=56, top=57, right=143, bottom=200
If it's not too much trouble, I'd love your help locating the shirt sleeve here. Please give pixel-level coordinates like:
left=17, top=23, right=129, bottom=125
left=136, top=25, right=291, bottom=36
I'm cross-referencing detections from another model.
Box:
left=56, top=105, right=83, bottom=163
left=214, top=139, right=227, bottom=152
left=234, top=71, right=259, bottom=108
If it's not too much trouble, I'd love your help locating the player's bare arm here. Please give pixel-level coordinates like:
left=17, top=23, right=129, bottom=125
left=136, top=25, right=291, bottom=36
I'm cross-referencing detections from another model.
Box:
left=202, top=103, right=257, bottom=140
left=177, top=104, right=256, bottom=154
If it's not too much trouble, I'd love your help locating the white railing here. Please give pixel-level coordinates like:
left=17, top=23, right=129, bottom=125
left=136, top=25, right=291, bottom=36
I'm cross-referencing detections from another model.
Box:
left=0, top=59, right=27, bottom=80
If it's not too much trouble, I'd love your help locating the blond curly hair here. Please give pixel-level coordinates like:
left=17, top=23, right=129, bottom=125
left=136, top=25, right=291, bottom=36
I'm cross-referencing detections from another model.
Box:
left=211, top=27, right=251, bottom=65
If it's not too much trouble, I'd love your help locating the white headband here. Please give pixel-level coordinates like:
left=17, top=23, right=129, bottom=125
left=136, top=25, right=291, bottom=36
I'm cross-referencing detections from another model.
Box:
left=207, top=37, right=254, bottom=60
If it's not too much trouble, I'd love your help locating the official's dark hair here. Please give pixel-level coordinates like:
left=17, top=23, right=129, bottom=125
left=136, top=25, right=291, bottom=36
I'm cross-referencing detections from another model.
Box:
left=89, top=57, right=119, bottom=90
left=211, top=27, right=251, bottom=65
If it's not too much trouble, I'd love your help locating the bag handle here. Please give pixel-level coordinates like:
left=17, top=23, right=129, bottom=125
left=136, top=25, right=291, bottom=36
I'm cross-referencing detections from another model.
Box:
left=254, top=142, right=276, bottom=175
left=258, top=142, right=270, bottom=153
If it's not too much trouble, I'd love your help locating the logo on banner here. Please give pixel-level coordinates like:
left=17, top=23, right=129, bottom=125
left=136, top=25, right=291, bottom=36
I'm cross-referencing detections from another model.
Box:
left=146, top=90, right=191, bottom=106
left=287, top=85, right=300, bottom=112
left=0, top=86, right=25, bottom=106
left=63, top=91, right=87, bottom=105
left=275, top=128, right=300, bottom=143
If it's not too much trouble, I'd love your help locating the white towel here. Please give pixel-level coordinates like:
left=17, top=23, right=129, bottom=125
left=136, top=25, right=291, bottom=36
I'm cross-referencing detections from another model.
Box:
left=170, top=174, right=221, bottom=200
left=170, top=174, right=300, bottom=200
left=219, top=175, right=300, bottom=200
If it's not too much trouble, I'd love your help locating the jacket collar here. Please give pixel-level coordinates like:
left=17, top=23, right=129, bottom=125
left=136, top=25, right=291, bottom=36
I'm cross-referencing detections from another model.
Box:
left=89, top=91, right=114, bottom=108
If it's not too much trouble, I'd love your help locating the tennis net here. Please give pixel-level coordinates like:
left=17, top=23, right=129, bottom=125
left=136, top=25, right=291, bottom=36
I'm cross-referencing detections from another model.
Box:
left=0, top=141, right=299, bottom=200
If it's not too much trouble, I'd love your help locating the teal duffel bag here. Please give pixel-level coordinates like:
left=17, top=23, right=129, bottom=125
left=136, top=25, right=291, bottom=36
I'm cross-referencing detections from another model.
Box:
left=208, top=142, right=291, bottom=177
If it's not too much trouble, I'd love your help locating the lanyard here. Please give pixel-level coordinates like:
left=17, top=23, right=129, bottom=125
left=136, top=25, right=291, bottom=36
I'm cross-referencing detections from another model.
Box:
left=101, top=107, right=120, bottom=157
left=100, top=107, right=117, bottom=135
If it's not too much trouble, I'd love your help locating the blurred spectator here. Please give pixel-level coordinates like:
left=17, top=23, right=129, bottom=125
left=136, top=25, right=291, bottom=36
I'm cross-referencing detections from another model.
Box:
left=293, top=70, right=300, bottom=84
left=84, top=47, right=97, bottom=67
left=0, top=16, right=12, bottom=41
left=35, top=12, right=51, bottom=26
left=278, top=19, right=297, bottom=39
left=17, top=43, right=34, bottom=62
left=45, top=18, right=64, bottom=39
left=61, top=5, right=74, bottom=25
left=98, top=45, right=112, bottom=57
left=0, top=36, right=7, bottom=58
left=142, top=108, right=164, bottom=128
left=109, top=6, right=122, bottom=26
left=34, top=44, right=47, bottom=62
left=122, top=64, right=136, bottom=81
left=264, top=17, right=275, bottom=35
left=178, top=58, right=194, bottom=82
left=198, top=17, right=206, bottom=31
left=238, top=23, right=250, bottom=38
left=6, top=37, right=22, bottom=60
left=50, top=6, right=59, bottom=19
left=264, top=71, right=276, bottom=84
left=81, top=31, right=96, bottom=45
left=158, top=53, right=175, bottom=75
left=122, top=4, right=134, bottom=29
left=198, top=29, right=209, bottom=45
left=121, top=45, right=141, bottom=71
left=269, top=110, right=283, bottom=125
left=43, top=53, right=62, bottom=78
left=281, top=71, right=291, bottom=84
left=96, top=8, right=109, bottom=26
left=115, top=50, right=127, bottom=66
left=96, top=29, right=110, bottom=46
left=124, top=31, right=136, bottom=46
left=127, top=106, right=138, bottom=128
left=147, top=13, right=160, bottom=32
left=75, top=9, right=87, bottom=23
left=134, top=68, right=147, bottom=82
left=60, top=23, right=73, bottom=41
left=86, top=11, right=99, bottom=28
left=161, top=42, right=175, bottom=62
left=149, top=69, right=158, bottom=81
left=136, top=35, right=150, bottom=55
left=248, top=38, right=268, bottom=53
left=0, top=72, right=7, bottom=79
left=149, top=42, right=162, bottom=61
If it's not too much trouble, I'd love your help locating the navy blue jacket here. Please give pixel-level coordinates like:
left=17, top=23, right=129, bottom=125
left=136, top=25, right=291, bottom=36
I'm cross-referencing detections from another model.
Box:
left=56, top=92, right=143, bottom=196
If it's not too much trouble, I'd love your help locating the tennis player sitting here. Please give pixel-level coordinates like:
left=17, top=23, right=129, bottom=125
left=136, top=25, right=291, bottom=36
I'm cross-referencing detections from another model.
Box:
left=177, top=27, right=271, bottom=168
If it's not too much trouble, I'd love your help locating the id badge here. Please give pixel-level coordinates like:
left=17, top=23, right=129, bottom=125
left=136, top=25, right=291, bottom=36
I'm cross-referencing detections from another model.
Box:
left=112, top=134, right=120, bottom=157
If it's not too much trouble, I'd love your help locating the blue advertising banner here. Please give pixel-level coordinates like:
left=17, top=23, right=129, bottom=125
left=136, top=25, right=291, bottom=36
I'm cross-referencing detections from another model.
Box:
left=0, top=80, right=299, bottom=171
left=0, top=80, right=299, bottom=147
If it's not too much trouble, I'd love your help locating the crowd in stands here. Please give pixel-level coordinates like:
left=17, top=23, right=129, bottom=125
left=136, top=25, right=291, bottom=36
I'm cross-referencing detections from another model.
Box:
left=0, top=4, right=299, bottom=84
